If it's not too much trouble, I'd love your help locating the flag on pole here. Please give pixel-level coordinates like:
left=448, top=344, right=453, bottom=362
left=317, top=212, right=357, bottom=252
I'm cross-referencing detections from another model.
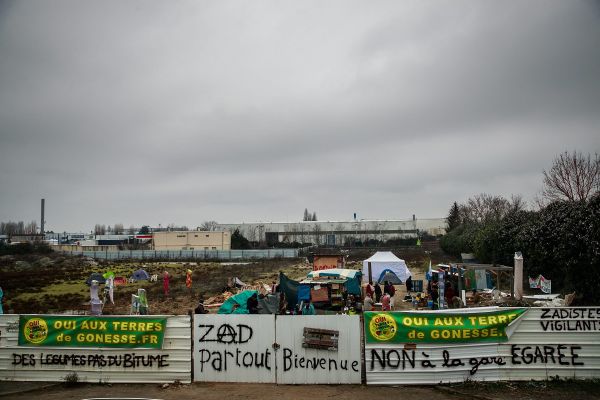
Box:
left=426, top=260, right=433, bottom=281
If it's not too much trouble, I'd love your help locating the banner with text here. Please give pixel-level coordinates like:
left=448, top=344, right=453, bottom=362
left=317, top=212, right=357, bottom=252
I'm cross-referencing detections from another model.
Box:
left=18, top=315, right=166, bottom=349
left=364, top=309, right=527, bottom=344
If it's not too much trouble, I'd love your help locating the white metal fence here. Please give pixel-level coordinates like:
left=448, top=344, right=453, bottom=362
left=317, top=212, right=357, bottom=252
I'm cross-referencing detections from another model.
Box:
left=193, top=314, right=361, bottom=384
left=365, top=307, right=600, bottom=385
left=1, top=308, right=598, bottom=385
left=0, top=315, right=192, bottom=383
left=59, top=248, right=301, bottom=260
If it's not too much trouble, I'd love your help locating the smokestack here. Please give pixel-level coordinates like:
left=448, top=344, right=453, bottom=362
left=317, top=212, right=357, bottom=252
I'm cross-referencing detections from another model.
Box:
left=40, top=198, right=45, bottom=234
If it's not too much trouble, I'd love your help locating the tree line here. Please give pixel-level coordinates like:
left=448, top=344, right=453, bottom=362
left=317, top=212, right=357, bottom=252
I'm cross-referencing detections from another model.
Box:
left=441, top=151, right=600, bottom=304
left=0, top=221, right=38, bottom=235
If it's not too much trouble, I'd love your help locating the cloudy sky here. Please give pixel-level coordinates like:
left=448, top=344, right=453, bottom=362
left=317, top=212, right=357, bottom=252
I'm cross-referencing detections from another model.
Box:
left=1, top=0, right=599, bottom=232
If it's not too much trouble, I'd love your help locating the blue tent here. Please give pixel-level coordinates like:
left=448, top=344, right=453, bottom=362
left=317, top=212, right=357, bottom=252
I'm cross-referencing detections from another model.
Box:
left=132, top=269, right=150, bottom=281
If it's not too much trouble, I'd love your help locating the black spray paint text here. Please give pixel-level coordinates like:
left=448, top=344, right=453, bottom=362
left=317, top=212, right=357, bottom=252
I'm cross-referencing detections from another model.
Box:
left=198, top=323, right=253, bottom=344
left=12, top=353, right=169, bottom=368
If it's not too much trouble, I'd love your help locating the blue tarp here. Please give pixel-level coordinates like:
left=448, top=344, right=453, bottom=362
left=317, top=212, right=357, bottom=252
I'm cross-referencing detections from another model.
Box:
left=298, top=285, right=311, bottom=301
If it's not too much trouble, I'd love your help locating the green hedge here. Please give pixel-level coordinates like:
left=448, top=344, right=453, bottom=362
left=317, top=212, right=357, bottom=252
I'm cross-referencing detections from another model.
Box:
left=441, top=195, right=600, bottom=304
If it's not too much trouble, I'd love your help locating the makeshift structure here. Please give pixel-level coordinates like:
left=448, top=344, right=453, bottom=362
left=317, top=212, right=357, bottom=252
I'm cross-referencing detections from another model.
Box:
left=362, top=252, right=412, bottom=284
left=218, top=290, right=258, bottom=314
left=138, top=288, right=148, bottom=315
left=311, top=253, right=346, bottom=271
left=279, top=272, right=300, bottom=308
left=89, top=280, right=102, bottom=315
left=132, top=269, right=150, bottom=281
left=298, top=268, right=363, bottom=310
left=104, top=277, right=114, bottom=305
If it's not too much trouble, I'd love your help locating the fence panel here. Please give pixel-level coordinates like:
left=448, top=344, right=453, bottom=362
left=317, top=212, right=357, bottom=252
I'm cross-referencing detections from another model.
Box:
left=69, top=248, right=301, bottom=260
left=365, top=307, right=600, bottom=384
left=193, top=314, right=276, bottom=383
left=275, top=315, right=362, bottom=384
left=0, top=315, right=191, bottom=383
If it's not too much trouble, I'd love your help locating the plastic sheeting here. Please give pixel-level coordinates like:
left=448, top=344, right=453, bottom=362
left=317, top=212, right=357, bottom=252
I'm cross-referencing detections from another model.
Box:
left=279, top=272, right=300, bottom=307
left=257, top=294, right=280, bottom=314
left=218, top=290, right=258, bottom=314
left=297, top=285, right=311, bottom=302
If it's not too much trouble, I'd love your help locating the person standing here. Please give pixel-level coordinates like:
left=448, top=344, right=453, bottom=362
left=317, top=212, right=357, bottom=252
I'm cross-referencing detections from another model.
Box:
left=365, top=281, right=374, bottom=298
left=387, top=282, right=396, bottom=310
left=383, top=281, right=391, bottom=296
left=381, top=293, right=391, bottom=311
left=374, top=282, right=382, bottom=303
left=363, top=293, right=374, bottom=311
left=247, top=292, right=259, bottom=314
left=406, top=276, right=413, bottom=294
left=430, top=280, right=439, bottom=310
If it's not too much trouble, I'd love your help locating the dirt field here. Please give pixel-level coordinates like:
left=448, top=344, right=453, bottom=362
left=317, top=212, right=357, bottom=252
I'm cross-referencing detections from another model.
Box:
left=0, top=254, right=314, bottom=315
left=3, top=381, right=600, bottom=400
left=0, top=250, right=434, bottom=315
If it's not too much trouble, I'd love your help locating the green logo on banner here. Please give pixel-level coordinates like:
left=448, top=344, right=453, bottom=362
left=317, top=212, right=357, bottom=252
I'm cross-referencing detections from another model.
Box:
left=364, top=309, right=527, bottom=343
left=18, top=316, right=167, bottom=349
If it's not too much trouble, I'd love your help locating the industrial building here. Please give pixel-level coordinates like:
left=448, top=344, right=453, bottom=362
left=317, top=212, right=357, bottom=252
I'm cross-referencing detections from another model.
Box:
left=152, top=231, right=231, bottom=251
left=216, top=217, right=446, bottom=246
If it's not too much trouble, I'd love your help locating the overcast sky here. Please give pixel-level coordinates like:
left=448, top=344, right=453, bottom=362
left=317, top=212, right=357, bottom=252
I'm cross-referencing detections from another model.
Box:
left=1, top=0, right=599, bottom=232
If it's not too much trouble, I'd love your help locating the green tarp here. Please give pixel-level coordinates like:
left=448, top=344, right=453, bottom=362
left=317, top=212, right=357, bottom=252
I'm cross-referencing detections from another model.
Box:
left=218, top=290, right=258, bottom=314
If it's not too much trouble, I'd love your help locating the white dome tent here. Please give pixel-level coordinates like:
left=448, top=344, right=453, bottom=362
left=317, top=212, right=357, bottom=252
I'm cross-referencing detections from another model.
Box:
left=362, top=251, right=412, bottom=284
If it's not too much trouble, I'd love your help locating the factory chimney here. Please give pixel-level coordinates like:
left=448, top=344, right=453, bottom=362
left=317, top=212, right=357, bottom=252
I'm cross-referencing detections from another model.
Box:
left=40, top=198, right=45, bottom=234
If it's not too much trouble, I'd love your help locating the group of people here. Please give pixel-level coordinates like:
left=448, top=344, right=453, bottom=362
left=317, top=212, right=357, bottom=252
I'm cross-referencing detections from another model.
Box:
left=363, top=280, right=397, bottom=311
left=427, top=276, right=464, bottom=309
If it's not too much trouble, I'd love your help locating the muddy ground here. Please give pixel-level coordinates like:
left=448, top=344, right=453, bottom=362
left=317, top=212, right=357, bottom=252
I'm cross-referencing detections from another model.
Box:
left=2, top=380, right=600, bottom=400
left=0, top=248, right=439, bottom=315
left=0, top=253, right=315, bottom=314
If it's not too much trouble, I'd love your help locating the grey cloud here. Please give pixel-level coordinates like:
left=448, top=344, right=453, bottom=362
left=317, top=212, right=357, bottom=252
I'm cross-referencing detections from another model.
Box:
left=1, top=1, right=599, bottom=231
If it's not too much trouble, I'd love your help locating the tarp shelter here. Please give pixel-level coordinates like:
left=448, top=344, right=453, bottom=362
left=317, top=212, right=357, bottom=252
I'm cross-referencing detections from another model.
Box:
left=257, top=294, right=280, bottom=314
left=86, top=272, right=106, bottom=286
left=362, top=251, right=412, bottom=284
left=218, top=290, right=258, bottom=314
left=279, top=271, right=300, bottom=307
left=132, top=269, right=150, bottom=281
left=305, top=268, right=363, bottom=295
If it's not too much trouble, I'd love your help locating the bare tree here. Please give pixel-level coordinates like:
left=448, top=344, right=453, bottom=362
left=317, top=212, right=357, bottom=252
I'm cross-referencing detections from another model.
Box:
left=198, top=221, right=219, bottom=231
left=128, top=225, right=136, bottom=235
left=460, top=193, right=521, bottom=224
left=312, top=224, right=322, bottom=245
left=94, top=224, right=106, bottom=235
left=113, top=223, right=124, bottom=234
left=25, top=221, right=38, bottom=234
left=542, top=151, right=600, bottom=202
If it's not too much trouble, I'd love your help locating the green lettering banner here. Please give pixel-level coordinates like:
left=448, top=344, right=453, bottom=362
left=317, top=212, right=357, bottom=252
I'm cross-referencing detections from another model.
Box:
left=18, top=315, right=167, bottom=349
left=364, top=309, right=527, bottom=344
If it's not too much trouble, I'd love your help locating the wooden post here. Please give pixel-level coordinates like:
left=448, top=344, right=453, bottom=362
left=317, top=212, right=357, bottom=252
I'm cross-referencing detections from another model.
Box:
left=368, top=262, right=373, bottom=283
